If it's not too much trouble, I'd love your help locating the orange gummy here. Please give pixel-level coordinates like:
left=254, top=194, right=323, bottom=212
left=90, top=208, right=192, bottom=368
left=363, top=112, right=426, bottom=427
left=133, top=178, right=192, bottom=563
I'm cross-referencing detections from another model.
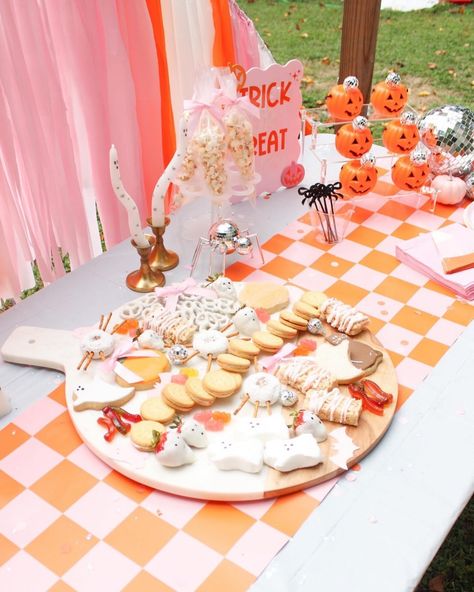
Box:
left=292, top=346, right=311, bottom=356
left=212, top=411, right=231, bottom=423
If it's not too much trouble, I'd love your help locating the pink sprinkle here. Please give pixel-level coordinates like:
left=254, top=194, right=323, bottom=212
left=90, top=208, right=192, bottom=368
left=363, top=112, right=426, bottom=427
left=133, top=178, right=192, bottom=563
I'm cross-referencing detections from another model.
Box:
left=194, top=410, right=212, bottom=423
left=171, top=374, right=187, bottom=385
left=205, top=417, right=225, bottom=431
left=345, top=473, right=357, bottom=482
left=255, top=308, right=271, bottom=323
left=299, top=338, right=317, bottom=351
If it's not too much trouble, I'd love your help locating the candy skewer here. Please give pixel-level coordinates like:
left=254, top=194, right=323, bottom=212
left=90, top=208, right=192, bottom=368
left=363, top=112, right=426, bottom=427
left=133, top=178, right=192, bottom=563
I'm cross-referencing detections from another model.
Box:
left=233, top=394, right=250, bottom=415
left=253, top=401, right=260, bottom=417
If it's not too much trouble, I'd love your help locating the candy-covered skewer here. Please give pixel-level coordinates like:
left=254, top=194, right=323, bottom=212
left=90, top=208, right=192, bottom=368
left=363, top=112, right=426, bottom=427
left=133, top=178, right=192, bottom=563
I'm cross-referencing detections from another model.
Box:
left=234, top=373, right=281, bottom=417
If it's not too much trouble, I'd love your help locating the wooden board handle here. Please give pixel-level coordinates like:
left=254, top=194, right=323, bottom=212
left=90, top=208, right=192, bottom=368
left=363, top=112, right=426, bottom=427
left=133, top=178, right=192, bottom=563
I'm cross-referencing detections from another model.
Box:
left=1, top=326, right=78, bottom=372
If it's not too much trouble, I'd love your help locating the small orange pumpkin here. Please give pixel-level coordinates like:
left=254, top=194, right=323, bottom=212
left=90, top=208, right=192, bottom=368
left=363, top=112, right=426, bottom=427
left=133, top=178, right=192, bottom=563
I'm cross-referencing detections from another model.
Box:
left=382, top=112, right=419, bottom=154
left=325, top=76, right=363, bottom=120
left=281, top=161, right=305, bottom=188
left=391, top=150, right=430, bottom=191
left=335, top=116, right=373, bottom=159
left=371, top=73, right=408, bottom=117
left=340, top=153, right=378, bottom=197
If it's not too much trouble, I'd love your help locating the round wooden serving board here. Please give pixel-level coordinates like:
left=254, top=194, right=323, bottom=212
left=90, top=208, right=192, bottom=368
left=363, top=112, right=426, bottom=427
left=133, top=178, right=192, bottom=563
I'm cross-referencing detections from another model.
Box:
left=1, top=285, right=398, bottom=501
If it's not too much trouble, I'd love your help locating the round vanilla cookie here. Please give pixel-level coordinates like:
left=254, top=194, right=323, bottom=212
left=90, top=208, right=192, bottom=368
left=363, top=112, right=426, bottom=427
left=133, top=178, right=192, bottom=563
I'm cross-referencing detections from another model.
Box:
left=292, top=301, right=320, bottom=321
left=279, top=310, right=308, bottom=331
left=140, top=396, right=176, bottom=423
left=300, top=291, right=328, bottom=311
left=266, top=319, right=298, bottom=340
left=192, top=329, right=228, bottom=359
left=244, top=372, right=281, bottom=405
left=130, top=420, right=165, bottom=451
left=238, top=282, right=289, bottom=314
left=252, top=331, right=284, bottom=353
left=185, top=377, right=216, bottom=407
left=203, top=370, right=242, bottom=398
left=228, top=338, right=261, bottom=361
left=216, top=353, right=251, bottom=374
left=162, top=384, right=195, bottom=412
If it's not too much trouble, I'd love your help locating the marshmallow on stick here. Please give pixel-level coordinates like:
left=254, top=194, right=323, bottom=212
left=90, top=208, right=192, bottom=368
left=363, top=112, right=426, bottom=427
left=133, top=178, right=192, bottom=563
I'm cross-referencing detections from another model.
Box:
left=109, top=145, right=148, bottom=248
left=151, top=116, right=189, bottom=227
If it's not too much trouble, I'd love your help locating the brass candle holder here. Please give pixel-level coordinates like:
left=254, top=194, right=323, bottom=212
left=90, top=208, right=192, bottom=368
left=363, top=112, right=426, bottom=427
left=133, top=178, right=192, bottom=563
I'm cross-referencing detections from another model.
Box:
left=126, top=235, right=165, bottom=292
left=147, top=216, right=179, bottom=272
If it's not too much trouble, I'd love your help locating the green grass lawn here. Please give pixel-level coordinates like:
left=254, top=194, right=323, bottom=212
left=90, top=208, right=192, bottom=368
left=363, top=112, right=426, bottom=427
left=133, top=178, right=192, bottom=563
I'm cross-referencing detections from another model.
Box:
left=241, top=0, right=474, bottom=111
left=238, top=3, right=474, bottom=590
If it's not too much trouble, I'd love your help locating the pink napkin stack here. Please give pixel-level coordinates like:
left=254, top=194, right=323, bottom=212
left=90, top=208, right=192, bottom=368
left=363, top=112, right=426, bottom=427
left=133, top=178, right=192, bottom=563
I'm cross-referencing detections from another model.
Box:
left=395, top=223, right=474, bottom=300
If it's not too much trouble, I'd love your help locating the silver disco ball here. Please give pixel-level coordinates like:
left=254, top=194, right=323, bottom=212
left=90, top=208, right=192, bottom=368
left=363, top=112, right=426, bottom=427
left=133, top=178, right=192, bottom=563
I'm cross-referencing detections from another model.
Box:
left=418, top=105, right=474, bottom=176
left=465, top=172, right=474, bottom=200
left=234, top=235, right=253, bottom=256
left=209, top=220, right=240, bottom=253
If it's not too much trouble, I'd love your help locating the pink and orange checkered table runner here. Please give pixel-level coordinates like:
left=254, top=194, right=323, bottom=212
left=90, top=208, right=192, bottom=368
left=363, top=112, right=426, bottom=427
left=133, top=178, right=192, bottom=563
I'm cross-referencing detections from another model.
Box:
left=0, top=181, right=472, bottom=591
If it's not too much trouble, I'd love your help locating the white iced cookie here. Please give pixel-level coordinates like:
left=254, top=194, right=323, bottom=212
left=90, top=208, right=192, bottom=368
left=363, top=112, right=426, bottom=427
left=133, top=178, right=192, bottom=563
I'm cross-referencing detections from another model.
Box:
left=233, top=306, right=261, bottom=337
left=80, top=330, right=115, bottom=359
left=137, top=329, right=164, bottom=351
left=234, top=415, right=290, bottom=443
left=212, top=276, right=237, bottom=301
left=293, top=410, right=328, bottom=443
left=193, top=329, right=229, bottom=359
left=264, top=434, right=324, bottom=472
left=244, top=372, right=281, bottom=405
left=155, top=430, right=195, bottom=467
left=208, top=439, right=264, bottom=473
left=180, top=421, right=208, bottom=448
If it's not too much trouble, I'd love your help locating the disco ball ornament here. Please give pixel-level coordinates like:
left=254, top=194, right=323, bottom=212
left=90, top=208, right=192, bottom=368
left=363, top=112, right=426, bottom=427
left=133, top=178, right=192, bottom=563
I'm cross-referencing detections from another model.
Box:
left=279, top=389, right=298, bottom=407
left=234, top=235, right=253, bottom=256
left=307, top=318, right=325, bottom=335
left=168, top=344, right=188, bottom=365
left=465, top=172, right=474, bottom=200
left=209, top=220, right=240, bottom=254
left=418, top=105, right=474, bottom=176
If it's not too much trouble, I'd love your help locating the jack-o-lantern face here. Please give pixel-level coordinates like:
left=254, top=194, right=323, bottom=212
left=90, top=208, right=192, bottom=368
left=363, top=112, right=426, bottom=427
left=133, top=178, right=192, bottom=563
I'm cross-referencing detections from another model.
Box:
left=335, top=118, right=373, bottom=159
left=325, top=76, right=363, bottom=120
left=382, top=119, right=419, bottom=154
left=391, top=155, right=429, bottom=191
left=371, top=74, right=408, bottom=116
left=340, top=160, right=378, bottom=197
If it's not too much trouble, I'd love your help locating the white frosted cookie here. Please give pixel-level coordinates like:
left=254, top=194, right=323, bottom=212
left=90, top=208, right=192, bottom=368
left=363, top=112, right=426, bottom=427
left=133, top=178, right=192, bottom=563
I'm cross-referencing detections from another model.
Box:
left=193, top=330, right=229, bottom=359
left=244, top=372, right=281, bottom=405
left=313, top=340, right=365, bottom=384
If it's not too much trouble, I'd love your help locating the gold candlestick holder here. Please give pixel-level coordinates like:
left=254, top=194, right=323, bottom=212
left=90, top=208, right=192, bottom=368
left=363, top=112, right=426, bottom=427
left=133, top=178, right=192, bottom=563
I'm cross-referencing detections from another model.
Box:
left=126, top=235, right=165, bottom=292
left=147, top=216, right=179, bottom=272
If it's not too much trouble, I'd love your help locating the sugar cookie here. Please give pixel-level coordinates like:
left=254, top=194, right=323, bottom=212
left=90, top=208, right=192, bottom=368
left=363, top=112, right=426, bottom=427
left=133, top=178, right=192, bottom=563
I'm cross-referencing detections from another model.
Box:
left=292, top=301, right=319, bottom=320
left=216, top=353, right=251, bottom=374
left=192, top=330, right=228, bottom=359
left=115, top=353, right=170, bottom=390
left=140, top=396, right=176, bottom=424
left=279, top=310, right=308, bottom=331
left=300, top=291, right=328, bottom=311
left=185, top=377, right=216, bottom=407
left=238, top=282, right=289, bottom=313
left=228, top=338, right=260, bottom=360
left=266, top=319, right=298, bottom=340
left=130, top=420, right=165, bottom=451
left=73, top=379, right=135, bottom=412
left=203, top=370, right=242, bottom=398
left=252, top=331, right=283, bottom=353
left=162, top=383, right=195, bottom=412
left=313, top=340, right=366, bottom=384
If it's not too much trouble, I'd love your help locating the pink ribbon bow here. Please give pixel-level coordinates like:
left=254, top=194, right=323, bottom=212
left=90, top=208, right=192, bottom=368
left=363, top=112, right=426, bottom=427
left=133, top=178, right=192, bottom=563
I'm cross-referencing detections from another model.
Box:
left=155, top=277, right=217, bottom=311
left=102, top=339, right=161, bottom=384
left=261, top=343, right=297, bottom=372
left=224, top=94, right=260, bottom=120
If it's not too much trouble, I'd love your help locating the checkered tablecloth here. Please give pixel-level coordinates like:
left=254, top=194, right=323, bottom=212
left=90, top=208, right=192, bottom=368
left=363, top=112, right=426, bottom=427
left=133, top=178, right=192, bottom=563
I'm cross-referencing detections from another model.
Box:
left=0, top=181, right=472, bottom=591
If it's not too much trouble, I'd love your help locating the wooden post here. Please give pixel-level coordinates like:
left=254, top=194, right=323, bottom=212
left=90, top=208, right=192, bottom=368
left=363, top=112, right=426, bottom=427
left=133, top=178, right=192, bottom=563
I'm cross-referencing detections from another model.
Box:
left=338, top=0, right=382, bottom=102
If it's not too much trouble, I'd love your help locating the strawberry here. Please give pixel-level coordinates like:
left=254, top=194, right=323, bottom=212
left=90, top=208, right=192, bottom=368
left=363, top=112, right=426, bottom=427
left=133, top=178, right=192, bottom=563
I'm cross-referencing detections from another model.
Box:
left=154, top=431, right=167, bottom=453
left=292, top=410, right=306, bottom=430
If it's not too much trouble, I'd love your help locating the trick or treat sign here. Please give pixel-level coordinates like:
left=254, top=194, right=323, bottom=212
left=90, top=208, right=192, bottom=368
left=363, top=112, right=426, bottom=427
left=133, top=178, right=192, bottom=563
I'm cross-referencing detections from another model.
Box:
left=239, top=59, right=303, bottom=194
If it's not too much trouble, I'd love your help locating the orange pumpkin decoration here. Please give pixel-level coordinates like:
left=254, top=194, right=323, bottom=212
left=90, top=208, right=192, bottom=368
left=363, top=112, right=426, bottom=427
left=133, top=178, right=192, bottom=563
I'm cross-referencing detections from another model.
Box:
left=382, top=112, right=419, bottom=154
left=325, top=76, right=363, bottom=120
left=371, top=73, right=408, bottom=117
left=335, top=116, right=373, bottom=159
left=339, top=153, right=378, bottom=197
left=281, top=161, right=305, bottom=188
left=391, top=150, right=430, bottom=191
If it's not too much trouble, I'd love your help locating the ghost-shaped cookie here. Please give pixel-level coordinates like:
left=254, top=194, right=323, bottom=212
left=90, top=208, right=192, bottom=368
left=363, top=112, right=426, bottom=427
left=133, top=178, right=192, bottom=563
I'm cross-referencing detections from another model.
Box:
left=137, top=329, right=164, bottom=351
left=212, top=276, right=238, bottom=301
left=264, top=434, right=324, bottom=472
left=180, top=421, right=208, bottom=448
left=156, top=430, right=195, bottom=467
left=233, top=306, right=261, bottom=337
left=293, top=410, right=328, bottom=443
left=234, top=415, right=290, bottom=443
left=72, top=378, right=135, bottom=412
left=208, top=439, right=264, bottom=473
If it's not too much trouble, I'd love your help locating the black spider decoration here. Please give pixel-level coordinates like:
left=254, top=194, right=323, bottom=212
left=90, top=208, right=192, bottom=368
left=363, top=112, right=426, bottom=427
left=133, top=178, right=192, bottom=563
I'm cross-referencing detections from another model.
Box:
left=298, top=182, right=343, bottom=210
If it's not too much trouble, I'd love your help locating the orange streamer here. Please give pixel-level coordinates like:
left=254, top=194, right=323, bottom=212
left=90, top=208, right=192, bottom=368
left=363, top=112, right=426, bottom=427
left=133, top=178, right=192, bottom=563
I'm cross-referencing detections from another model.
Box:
left=211, top=0, right=236, bottom=67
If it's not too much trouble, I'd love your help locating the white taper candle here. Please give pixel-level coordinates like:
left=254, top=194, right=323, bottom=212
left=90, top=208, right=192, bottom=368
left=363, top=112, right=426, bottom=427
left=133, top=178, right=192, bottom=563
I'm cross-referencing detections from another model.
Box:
left=151, top=116, right=189, bottom=227
left=109, top=145, right=149, bottom=248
